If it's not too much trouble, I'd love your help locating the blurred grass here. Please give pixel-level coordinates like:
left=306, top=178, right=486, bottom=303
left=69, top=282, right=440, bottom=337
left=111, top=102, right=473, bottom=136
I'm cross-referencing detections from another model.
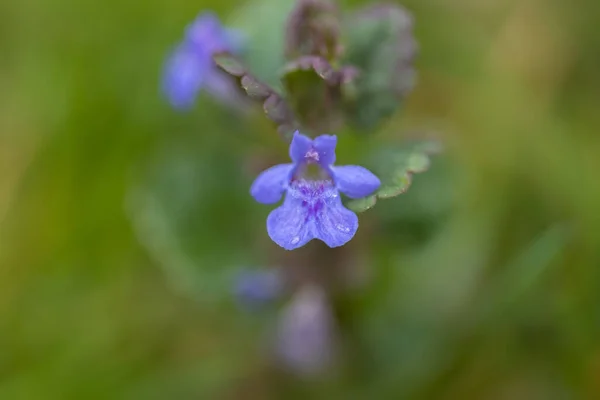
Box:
left=1, top=0, right=600, bottom=398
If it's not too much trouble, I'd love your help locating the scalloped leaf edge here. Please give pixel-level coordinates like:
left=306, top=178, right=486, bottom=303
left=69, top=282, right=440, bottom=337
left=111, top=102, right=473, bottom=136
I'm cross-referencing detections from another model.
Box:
left=346, top=140, right=443, bottom=213
left=213, top=51, right=298, bottom=139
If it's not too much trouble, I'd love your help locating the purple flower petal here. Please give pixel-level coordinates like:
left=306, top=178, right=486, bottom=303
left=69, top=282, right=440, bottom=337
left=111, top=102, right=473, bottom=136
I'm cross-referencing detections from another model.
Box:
left=313, top=135, right=337, bottom=166
left=313, top=193, right=358, bottom=247
left=252, top=132, right=380, bottom=250
left=289, top=131, right=313, bottom=163
left=250, top=163, right=294, bottom=204
left=330, top=165, right=381, bottom=199
left=276, top=285, right=335, bottom=376
left=163, top=12, right=243, bottom=110
left=185, top=12, right=223, bottom=49
left=267, top=195, right=314, bottom=250
left=162, top=44, right=208, bottom=109
left=235, top=269, right=283, bottom=308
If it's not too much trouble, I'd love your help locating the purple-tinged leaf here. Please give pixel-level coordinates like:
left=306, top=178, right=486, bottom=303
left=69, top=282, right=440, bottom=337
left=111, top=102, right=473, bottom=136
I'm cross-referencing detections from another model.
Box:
left=285, top=0, right=341, bottom=61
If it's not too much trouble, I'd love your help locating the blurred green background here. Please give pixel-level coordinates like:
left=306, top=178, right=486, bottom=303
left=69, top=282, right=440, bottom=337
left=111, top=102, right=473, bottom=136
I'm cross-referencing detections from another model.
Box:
left=2, top=0, right=600, bottom=398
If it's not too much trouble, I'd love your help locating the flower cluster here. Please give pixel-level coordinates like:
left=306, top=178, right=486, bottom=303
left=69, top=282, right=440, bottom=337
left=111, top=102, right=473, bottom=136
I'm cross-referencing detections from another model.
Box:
left=160, top=3, right=421, bottom=251
left=162, top=12, right=243, bottom=109
left=251, top=132, right=380, bottom=250
left=153, top=1, right=432, bottom=381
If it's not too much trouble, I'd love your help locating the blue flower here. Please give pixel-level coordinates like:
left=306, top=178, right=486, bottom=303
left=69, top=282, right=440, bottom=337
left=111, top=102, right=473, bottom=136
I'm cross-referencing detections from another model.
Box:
left=251, top=131, right=381, bottom=250
left=162, top=12, right=243, bottom=109
left=234, top=269, right=283, bottom=309
left=276, top=285, right=335, bottom=376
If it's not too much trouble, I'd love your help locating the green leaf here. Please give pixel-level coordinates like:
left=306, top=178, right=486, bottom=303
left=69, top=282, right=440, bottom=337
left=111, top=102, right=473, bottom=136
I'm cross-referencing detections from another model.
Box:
left=474, top=224, right=569, bottom=327
left=228, top=0, right=296, bottom=87
left=346, top=140, right=442, bottom=213
left=213, top=52, right=246, bottom=77
left=281, top=55, right=345, bottom=134
left=285, top=0, right=341, bottom=61
left=127, top=139, right=256, bottom=304
left=213, top=52, right=298, bottom=139
left=342, top=4, right=417, bottom=131
left=264, top=93, right=293, bottom=124
left=346, top=195, right=377, bottom=213
left=241, top=75, right=271, bottom=99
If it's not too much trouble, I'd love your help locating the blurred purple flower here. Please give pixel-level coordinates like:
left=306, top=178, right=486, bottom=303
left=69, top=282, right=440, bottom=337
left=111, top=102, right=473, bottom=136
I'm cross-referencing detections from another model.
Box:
left=234, top=269, right=284, bottom=309
left=162, top=12, right=244, bottom=109
left=275, top=285, right=335, bottom=376
left=251, top=131, right=380, bottom=250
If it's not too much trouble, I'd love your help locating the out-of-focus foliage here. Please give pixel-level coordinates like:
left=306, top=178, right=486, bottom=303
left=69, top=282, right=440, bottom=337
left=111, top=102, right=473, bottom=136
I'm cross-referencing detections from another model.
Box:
left=341, top=3, right=417, bottom=130
left=1, top=0, right=600, bottom=399
left=281, top=55, right=349, bottom=134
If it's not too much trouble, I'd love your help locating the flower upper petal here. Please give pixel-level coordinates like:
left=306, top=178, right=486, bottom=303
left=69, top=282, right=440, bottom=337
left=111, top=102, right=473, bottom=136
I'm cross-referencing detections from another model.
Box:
left=164, top=12, right=242, bottom=110
left=267, top=195, right=313, bottom=250
left=250, top=163, right=294, bottom=204
left=186, top=12, right=225, bottom=50
left=162, top=44, right=207, bottom=109
left=330, top=165, right=381, bottom=199
left=313, top=135, right=337, bottom=166
left=313, top=193, right=358, bottom=248
left=289, top=131, right=313, bottom=163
